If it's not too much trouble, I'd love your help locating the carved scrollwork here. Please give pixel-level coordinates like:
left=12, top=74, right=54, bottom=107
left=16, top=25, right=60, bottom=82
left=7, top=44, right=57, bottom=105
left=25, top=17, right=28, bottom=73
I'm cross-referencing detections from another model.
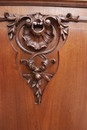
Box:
left=0, top=12, right=85, bottom=104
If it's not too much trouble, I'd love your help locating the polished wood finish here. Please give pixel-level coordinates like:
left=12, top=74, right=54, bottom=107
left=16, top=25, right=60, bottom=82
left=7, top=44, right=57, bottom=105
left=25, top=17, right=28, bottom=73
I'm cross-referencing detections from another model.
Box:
left=0, top=1, right=87, bottom=8
left=0, top=0, right=87, bottom=2
left=0, top=5, right=87, bottom=130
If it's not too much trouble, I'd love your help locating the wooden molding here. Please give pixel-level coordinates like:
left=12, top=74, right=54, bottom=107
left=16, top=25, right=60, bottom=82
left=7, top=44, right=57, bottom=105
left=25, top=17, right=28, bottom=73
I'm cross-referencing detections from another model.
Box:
left=0, top=1, right=87, bottom=8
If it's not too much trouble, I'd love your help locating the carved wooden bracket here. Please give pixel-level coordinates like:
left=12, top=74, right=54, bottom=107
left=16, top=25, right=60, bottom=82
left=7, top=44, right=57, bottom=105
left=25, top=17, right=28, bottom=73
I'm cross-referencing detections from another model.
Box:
left=0, top=12, right=87, bottom=104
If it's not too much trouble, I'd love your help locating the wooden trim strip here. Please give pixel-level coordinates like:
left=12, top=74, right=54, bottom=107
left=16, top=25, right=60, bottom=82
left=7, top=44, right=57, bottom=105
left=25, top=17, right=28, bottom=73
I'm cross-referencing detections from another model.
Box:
left=0, top=1, right=87, bottom=8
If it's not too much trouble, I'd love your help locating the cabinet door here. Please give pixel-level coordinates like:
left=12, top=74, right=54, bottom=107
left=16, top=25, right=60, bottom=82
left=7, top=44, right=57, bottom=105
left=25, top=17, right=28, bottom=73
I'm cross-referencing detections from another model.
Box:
left=0, top=4, right=87, bottom=130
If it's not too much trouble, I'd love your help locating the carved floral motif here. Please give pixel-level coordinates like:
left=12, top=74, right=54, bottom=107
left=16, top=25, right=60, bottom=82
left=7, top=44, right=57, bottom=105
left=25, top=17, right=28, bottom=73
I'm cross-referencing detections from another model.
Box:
left=0, top=12, right=80, bottom=104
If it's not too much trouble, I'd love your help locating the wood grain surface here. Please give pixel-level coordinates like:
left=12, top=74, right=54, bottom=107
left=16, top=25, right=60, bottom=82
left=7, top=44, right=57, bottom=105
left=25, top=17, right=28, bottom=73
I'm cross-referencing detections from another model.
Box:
left=0, top=0, right=86, bottom=1
left=0, top=1, right=87, bottom=8
left=0, top=6, right=87, bottom=130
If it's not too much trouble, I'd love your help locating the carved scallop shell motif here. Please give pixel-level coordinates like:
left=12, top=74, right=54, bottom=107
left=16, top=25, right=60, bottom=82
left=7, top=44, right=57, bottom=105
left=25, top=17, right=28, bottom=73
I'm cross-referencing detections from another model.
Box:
left=22, top=13, right=54, bottom=51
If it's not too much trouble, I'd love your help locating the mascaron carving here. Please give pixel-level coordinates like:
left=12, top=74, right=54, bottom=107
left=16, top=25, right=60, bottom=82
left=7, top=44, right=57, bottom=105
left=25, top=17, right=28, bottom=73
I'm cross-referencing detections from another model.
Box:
left=0, top=12, right=80, bottom=104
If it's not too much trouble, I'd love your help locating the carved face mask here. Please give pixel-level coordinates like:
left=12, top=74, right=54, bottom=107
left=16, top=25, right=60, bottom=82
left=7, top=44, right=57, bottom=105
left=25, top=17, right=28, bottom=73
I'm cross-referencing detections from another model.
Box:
left=22, top=13, right=54, bottom=51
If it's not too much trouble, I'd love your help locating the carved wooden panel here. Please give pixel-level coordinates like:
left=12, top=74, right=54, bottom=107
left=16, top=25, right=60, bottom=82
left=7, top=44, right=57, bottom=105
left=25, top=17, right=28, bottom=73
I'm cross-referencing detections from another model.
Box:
left=0, top=3, right=87, bottom=130
left=1, top=11, right=87, bottom=104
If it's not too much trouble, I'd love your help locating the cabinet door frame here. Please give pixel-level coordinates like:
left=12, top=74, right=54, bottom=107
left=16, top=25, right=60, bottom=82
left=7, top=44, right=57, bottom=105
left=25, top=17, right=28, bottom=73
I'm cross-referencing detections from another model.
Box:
left=0, top=1, right=87, bottom=8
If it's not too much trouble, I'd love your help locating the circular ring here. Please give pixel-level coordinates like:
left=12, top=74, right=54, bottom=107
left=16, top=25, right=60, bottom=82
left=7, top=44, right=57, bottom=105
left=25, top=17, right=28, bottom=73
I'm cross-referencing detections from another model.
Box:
left=15, top=16, right=60, bottom=55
